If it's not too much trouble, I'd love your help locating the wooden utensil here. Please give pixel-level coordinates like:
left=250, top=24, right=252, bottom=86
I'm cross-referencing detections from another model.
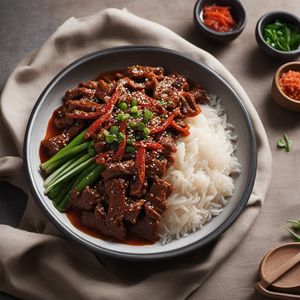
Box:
left=256, top=243, right=300, bottom=299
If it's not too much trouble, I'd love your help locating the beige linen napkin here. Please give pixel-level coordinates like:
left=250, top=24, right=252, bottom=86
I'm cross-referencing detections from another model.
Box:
left=0, top=8, right=271, bottom=300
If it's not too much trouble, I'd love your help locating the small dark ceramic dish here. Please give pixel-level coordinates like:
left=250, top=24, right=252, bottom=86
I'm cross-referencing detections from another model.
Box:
left=193, top=0, right=247, bottom=42
left=24, top=46, right=257, bottom=260
left=255, top=11, right=300, bottom=60
left=272, top=62, right=300, bottom=112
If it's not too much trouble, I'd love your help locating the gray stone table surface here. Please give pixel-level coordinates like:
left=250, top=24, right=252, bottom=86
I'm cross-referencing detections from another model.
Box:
left=1, top=0, right=300, bottom=299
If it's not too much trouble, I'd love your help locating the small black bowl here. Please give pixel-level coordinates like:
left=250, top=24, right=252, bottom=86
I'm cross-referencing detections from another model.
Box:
left=193, top=0, right=247, bottom=42
left=255, top=11, right=300, bottom=60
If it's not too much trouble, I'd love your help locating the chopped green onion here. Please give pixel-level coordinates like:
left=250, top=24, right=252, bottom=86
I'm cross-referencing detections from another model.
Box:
left=130, top=106, right=138, bottom=114
left=277, top=133, right=292, bottom=152
left=117, top=112, right=124, bottom=121
left=126, top=145, right=136, bottom=154
left=118, top=102, right=128, bottom=111
left=122, top=113, right=130, bottom=121
left=128, top=121, right=136, bottom=129
left=105, top=134, right=115, bottom=144
left=143, top=127, right=150, bottom=136
left=110, top=126, right=119, bottom=135
left=117, top=132, right=124, bottom=143
left=144, top=109, right=154, bottom=120
left=137, top=122, right=146, bottom=131
left=110, top=142, right=118, bottom=151
left=117, top=112, right=129, bottom=121
left=131, top=99, right=138, bottom=107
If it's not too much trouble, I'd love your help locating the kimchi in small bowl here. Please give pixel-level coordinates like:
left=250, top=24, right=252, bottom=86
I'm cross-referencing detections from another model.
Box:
left=193, top=0, right=247, bottom=42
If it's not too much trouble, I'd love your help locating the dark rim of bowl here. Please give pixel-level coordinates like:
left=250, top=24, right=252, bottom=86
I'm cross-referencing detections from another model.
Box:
left=256, top=11, right=300, bottom=55
left=24, top=45, right=257, bottom=261
left=193, top=0, right=247, bottom=37
left=275, top=62, right=300, bottom=104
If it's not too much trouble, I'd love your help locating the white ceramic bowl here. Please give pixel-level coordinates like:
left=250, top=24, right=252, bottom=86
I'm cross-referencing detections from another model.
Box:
left=24, top=46, right=257, bottom=260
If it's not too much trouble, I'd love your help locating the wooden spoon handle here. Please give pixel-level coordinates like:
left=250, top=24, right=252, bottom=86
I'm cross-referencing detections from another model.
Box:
left=261, top=251, right=300, bottom=288
left=256, top=282, right=300, bottom=299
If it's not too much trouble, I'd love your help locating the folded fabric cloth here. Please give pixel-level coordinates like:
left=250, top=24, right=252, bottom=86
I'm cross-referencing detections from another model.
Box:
left=0, top=8, right=271, bottom=300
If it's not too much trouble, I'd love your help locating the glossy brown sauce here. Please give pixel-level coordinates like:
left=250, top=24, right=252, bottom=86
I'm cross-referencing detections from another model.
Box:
left=40, top=110, right=153, bottom=246
left=68, top=208, right=153, bottom=246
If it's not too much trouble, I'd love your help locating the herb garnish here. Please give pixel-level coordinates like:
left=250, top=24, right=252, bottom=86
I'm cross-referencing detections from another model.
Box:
left=277, top=133, right=292, bottom=152
left=285, top=220, right=300, bottom=242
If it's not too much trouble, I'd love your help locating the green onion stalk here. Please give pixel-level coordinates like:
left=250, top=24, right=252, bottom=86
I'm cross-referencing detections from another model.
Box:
left=40, top=129, right=104, bottom=212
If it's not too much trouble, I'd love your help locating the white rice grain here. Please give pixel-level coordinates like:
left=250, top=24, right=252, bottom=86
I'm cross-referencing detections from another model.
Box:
left=160, top=99, right=241, bottom=244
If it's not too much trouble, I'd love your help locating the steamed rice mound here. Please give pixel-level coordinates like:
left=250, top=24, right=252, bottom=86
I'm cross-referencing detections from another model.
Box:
left=160, top=102, right=241, bottom=244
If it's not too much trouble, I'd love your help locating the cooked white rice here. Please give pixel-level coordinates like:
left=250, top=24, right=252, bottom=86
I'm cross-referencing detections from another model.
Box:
left=160, top=97, right=241, bottom=244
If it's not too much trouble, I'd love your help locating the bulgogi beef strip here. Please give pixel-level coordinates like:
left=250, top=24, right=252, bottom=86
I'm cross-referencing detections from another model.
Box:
left=41, top=65, right=209, bottom=243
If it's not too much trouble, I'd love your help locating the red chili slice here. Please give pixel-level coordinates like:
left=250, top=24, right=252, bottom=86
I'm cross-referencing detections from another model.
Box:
left=170, top=120, right=190, bottom=136
left=145, top=95, right=167, bottom=114
left=84, top=112, right=111, bottom=139
left=95, top=150, right=114, bottom=165
left=134, top=141, right=164, bottom=151
left=111, top=121, right=127, bottom=161
left=136, top=147, right=146, bottom=184
left=85, top=88, right=121, bottom=139
left=150, top=111, right=179, bottom=135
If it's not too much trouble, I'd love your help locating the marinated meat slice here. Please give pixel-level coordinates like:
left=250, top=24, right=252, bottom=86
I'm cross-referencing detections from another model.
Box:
left=64, top=87, right=96, bottom=102
left=125, top=65, right=164, bottom=78
left=146, top=158, right=167, bottom=178
left=53, top=116, right=74, bottom=129
left=67, top=100, right=103, bottom=113
left=119, top=77, right=145, bottom=90
left=179, top=93, right=201, bottom=117
left=105, top=178, right=126, bottom=224
left=94, top=139, right=110, bottom=154
left=130, top=216, right=160, bottom=242
left=124, top=199, right=145, bottom=224
left=98, top=79, right=115, bottom=95
left=79, top=80, right=98, bottom=89
left=153, top=76, right=181, bottom=107
left=69, top=187, right=100, bottom=210
left=82, top=207, right=127, bottom=241
left=53, top=106, right=74, bottom=129
left=170, top=73, right=189, bottom=91
left=145, top=176, right=172, bottom=213
left=144, top=202, right=161, bottom=220
left=130, top=177, right=148, bottom=198
left=102, top=160, right=135, bottom=181
left=42, top=122, right=85, bottom=156
left=95, top=206, right=127, bottom=241
left=157, top=135, right=177, bottom=156
left=190, top=84, right=210, bottom=104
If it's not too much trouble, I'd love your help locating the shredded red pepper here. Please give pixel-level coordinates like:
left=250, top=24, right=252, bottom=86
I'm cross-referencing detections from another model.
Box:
left=202, top=4, right=236, bottom=33
left=145, top=95, right=167, bottom=114
left=150, top=111, right=179, bottom=135
left=85, top=89, right=121, bottom=139
left=134, top=141, right=164, bottom=151
left=136, top=146, right=146, bottom=184
left=111, top=121, right=127, bottom=161
left=170, top=120, right=190, bottom=136
left=95, top=150, right=114, bottom=165
left=278, top=70, right=300, bottom=101
left=84, top=112, right=111, bottom=139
